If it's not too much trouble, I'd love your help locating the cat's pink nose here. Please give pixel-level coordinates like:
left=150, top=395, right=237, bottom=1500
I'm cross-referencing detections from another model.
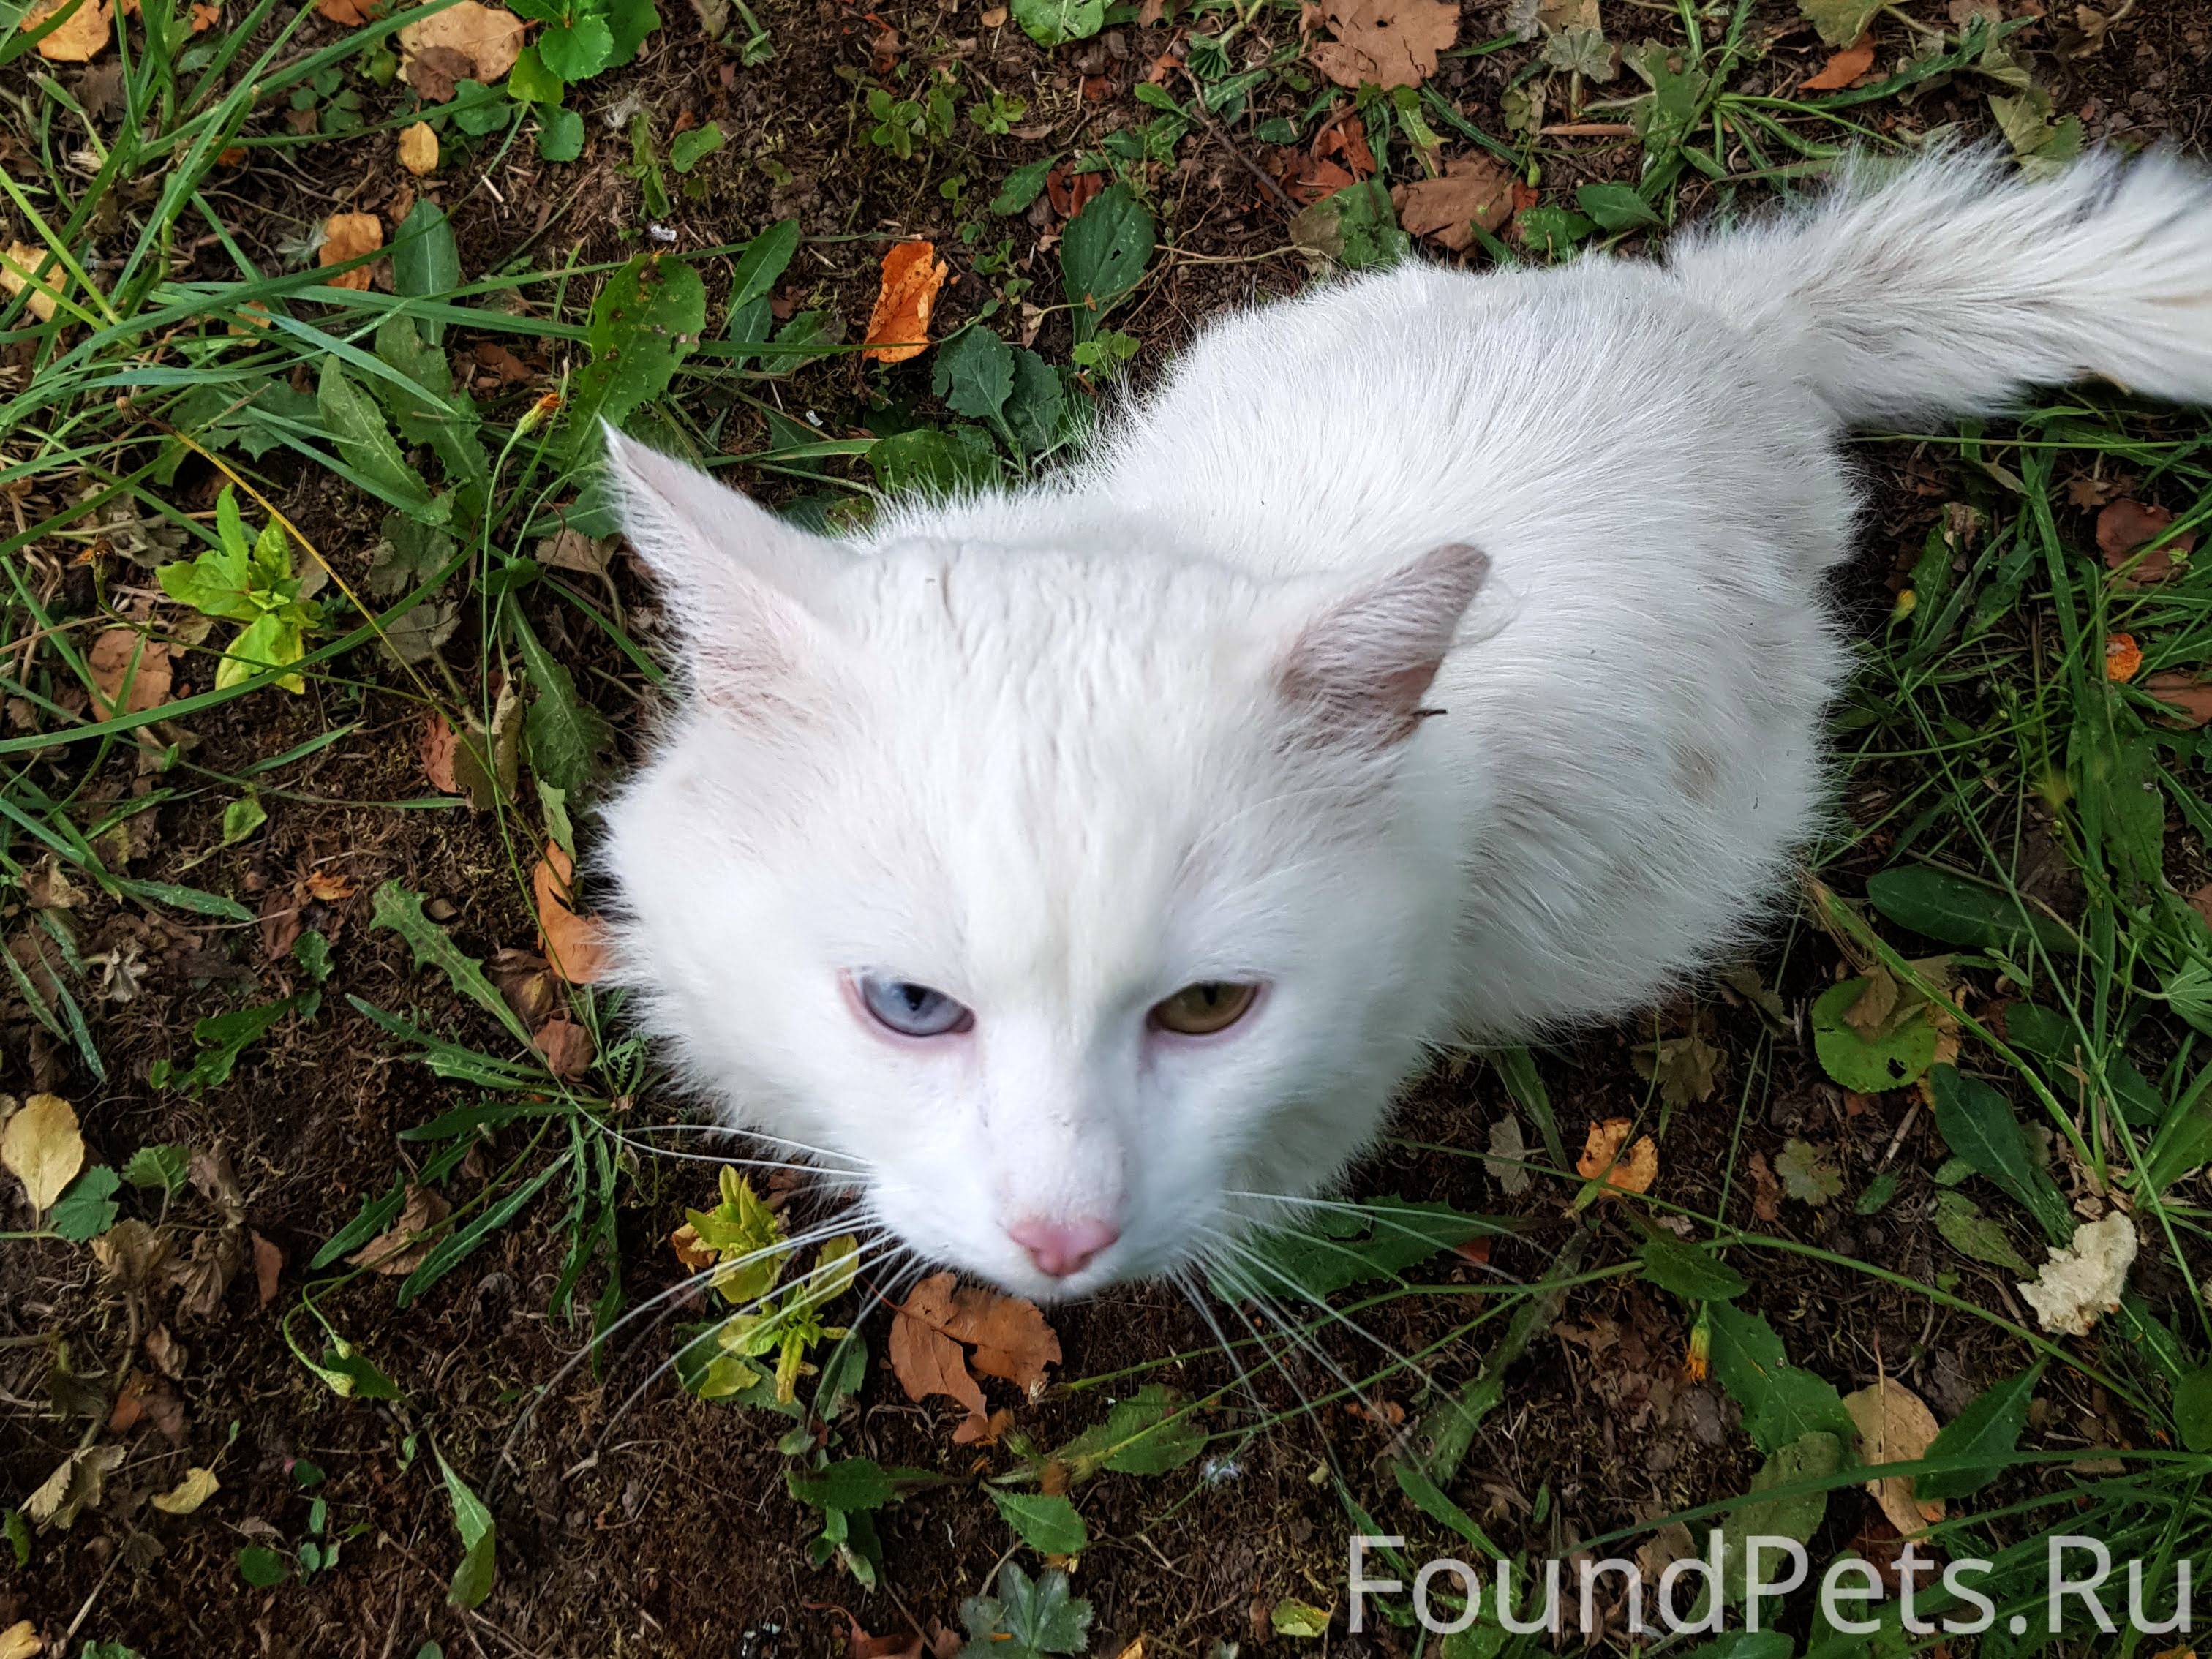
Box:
left=1005, top=1216, right=1120, bottom=1279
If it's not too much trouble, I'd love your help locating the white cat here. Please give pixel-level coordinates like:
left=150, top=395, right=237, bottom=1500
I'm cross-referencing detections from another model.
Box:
left=601, top=146, right=2212, bottom=1299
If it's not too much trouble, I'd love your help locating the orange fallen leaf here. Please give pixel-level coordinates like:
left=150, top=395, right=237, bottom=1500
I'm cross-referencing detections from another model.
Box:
left=862, top=241, right=949, bottom=364
left=1307, top=0, right=1457, bottom=90
left=1, top=242, right=67, bottom=323
left=1577, top=1118, right=1658, bottom=1195
left=26, top=0, right=110, bottom=60
left=303, top=869, right=354, bottom=902
left=888, top=1271, right=1060, bottom=1443
left=315, top=0, right=381, bottom=21
left=535, top=841, right=611, bottom=984
left=421, top=711, right=461, bottom=792
left=804, top=1605, right=925, bottom=1659
left=1800, top=39, right=1874, bottom=90
left=319, top=213, right=383, bottom=292
left=2104, top=632, right=2142, bottom=683
left=2096, top=498, right=2193, bottom=584
left=396, top=0, right=524, bottom=84
left=1392, top=156, right=1514, bottom=251
left=1844, top=1377, right=1945, bottom=1537
left=87, top=628, right=172, bottom=718
left=671, top=1222, right=715, bottom=1271
left=398, top=121, right=439, bottom=176
left=189, top=1, right=218, bottom=27
left=2143, top=672, right=2212, bottom=727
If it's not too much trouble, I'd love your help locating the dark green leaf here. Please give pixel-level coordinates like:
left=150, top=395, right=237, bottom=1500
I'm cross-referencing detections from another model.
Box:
left=317, top=359, right=434, bottom=515
left=1209, top=1198, right=1489, bottom=1301
left=238, top=1545, right=290, bottom=1587
left=1707, top=1301, right=1856, bottom=1455
left=435, top=1449, right=497, bottom=1609
left=1928, top=1065, right=2072, bottom=1241
left=992, top=1489, right=1087, bottom=1555
left=49, top=1165, right=120, bottom=1241
left=1716, top=1432, right=1838, bottom=1606
left=933, top=327, right=1016, bottom=423
left=787, top=1458, right=896, bottom=1512
left=728, top=221, right=800, bottom=314
left=868, top=425, right=1002, bottom=496
left=1932, top=1190, right=2030, bottom=1272
left=1915, top=1365, right=2039, bottom=1500
left=1638, top=1237, right=1746, bottom=1301
left=1575, top=182, right=1660, bottom=230
left=2172, top=1367, right=2212, bottom=1453
left=393, top=200, right=462, bottom=345
left=1060, top=184, right=1155, bottom=345
left=1052, top=1383, right=1203, bottom=1480
left=1004, top=349, right=1070, bottom=454
left=993, top=154, right=1058, bottom=216
left=568, top=255, right=707, bottom=440
left=1009, top=0, right=1102, bottom=45
left=512, top=614, right=613, bottom=795
left=538, top=107, right=585, bottom=162
left=1865, top=866, right=2076, bottom=957
left=368, top=881, right=532, bottom=1045
left=670, top=121, right=723, bottom=172
left=1288, top=179, right=1410, bottom=272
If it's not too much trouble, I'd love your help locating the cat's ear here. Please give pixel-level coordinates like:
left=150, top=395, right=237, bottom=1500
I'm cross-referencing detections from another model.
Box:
left=600, top=427, right=842, bottom=710
left=1275, top=542, right=1489, bottom=747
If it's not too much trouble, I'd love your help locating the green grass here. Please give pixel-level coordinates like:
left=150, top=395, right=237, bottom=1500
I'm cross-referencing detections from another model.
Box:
left=3, top=0, right=2211, bottom=1649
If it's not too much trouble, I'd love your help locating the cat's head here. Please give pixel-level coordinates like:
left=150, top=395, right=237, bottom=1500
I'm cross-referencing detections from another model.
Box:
left=600, top=434, right=1485, bottom=1299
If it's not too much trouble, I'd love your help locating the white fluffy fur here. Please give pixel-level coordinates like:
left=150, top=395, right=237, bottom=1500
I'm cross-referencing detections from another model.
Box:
left=602, top=146, right=2212, bottom=1298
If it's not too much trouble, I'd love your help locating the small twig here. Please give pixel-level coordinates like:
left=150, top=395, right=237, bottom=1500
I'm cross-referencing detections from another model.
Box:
left=1178, top=67, right=1301, bottom=217
left=1540, top=121, right=1636, bottom=136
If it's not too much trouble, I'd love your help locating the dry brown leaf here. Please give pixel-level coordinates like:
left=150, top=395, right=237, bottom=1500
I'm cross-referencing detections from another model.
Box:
left=671, top=1222, right=715, bottom=1271
left=862, top=241, right=949, bottom=364
left=813, top=1608, right=925, bottom=1659
left=150, top=1465, right=220, bottom=1516
left=1576, top=1118, right=1657, bottom=1195
left=26, top=0, right=109, bottom=60
left=532, top=1016, right=594, bottom=1080
left=406, top=42, right=473, bottom=102
left=1800, top=40, right=1874, bottom=89
left=250, top=1230, right=283, bottom=1307
left=1748, top=1150, right=1783, bottom=1222
left=26, top=1445, right=123, bottom=1530
left=145, top=1324, right=187, bottom=1379
left=315, top=0, right=381, bottom=23
left=1308, top=0, right=1457, bottom=90
left=346, top=1183, right=450, bottom=1275
left=933, top=1277, right=1061, bottom=1391
left=422, top=711, right=461, bottom=792
left=397, top=0, right=524, bottom=85
left=537, top=528, right=614, bottom=574
left=2143, top=672, right=2212, bottom=727
left=1840, top=967, right=1900, bottom=1040
left=535, top=841, right=611, bottom=985
left=889, top=1271, right=993, bottom=1440
left=0, top=1620, right=41, bottom=1659
left=2097, top=499, right=2193, bottom=584
left=3, top=1093, right=85, bottom=1211
left=1844, top=1377, right=1944, bottom=1537
left=87, top=628, right=173, bottom=718
left=398, top=121, right=440, bottom=177
left=303, top=869, right=354, bottom=902
left=319, top=213, right=383, bottom=292
left=1391, top=156, right=1514, bottom=251
left=1, top=242, right=67, bottom=323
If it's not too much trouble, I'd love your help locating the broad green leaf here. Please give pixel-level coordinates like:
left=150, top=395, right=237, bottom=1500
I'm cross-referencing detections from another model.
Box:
left=435, top=1449, right=497, bottom=1610
left=1575, top=182, right=1660, bottom=230
left=1052, top=1383, right=1203, bottom=1480
left=1865, top=866, right=2077, bottom=956
left=568, top=255, right=707, bottom=440
left=238, top=1546, right=290, bottom=1586
left=1288, top=179, right=1409, bottom=273
left=1010, top=0, right=1102, bottom=44
left=728, top=220, right=800, bottom=315
left=1797, top=0, right=1880, bottom=47
left=1208, top=1197, right=1488, bottom=1302
left=1914, top=1365, right=2039, bottom=1500
left=317, top=358, right=434, bottom=515
left=538, top=107, right=585, bottom=162
left=1271, top=1599, right=1331, bottom=1638
left=670, top=121, right=723, bottom=172
left=539, top=15, right=615, bottom=78
left=1707, top=1301, right=1856, bottom=1455
left=1856, top=1172, right=1897, bottom=1215
left=393, top=200, right=462, bottom=345
left=2172, top=1367, right=2212, bottom=1454
left=1638, top=1237, right=1745, bottom=1301
left=511, top=615, right=612, bottom=795
left=372, top=315, right=486, bottom=497
left=1810, top=977, right=1938, bottom=1091
left=219, top=612, right=306, bottom=693
left=1060, top=184, right=1155, bottom=344
left=868, top=425, right=1001, bottom=497
left=368, top=881, right=532, bottom=1045
left=933, top=326, right=1015, bottom=423
left=1715, top=1432, right=1839, bottom=1606
left=1004, top=349, right=1070, bottom=454
left=786, top=1458, right=896, bottom=1512
left=309, top=1338, right=402, bottom=1400
left=1516, top=205, right=1595, bottom=259
left=992, top=1489, right=1087, bottom=1555
left=960, top=1564, right=1092, bottom=1657
left=605, top=0, right=659, bottom=61
left=49, top=1165, right=120, bottom=1241
left=1928, top=1066, right=2072, bottom=1241
left=506, top=44, right=564, bottom=104
left=993, top=154, right=1058, bottom=216
left=221, top=795, right=268, bottom=845
left=1931, top=1191, right=2029, bottom=1273
left=121, top=1143, right=189, bottom=1195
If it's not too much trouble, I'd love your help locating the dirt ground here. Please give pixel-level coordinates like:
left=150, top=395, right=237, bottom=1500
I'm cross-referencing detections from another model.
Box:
left=5, top=0, right=2212, bottom=1653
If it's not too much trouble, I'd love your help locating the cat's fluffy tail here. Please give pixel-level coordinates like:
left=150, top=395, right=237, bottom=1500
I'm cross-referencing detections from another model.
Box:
left=1667, top=145, right=2212, bottom=426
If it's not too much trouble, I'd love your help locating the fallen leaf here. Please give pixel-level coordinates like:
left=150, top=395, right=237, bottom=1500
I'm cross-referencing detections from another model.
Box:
left=397, top=0, right=524, bottom=86
left=671, top=1222, right=716, bottom=1271
left=346, top=1183, right=451, bottom=1276
left=2104, top=632, right=2141, bottom=683
left=2017, top=1212, right=2136, bottom=1336
left=25, top=0, right=109, bottom=61
left=862, top=241, right=949, bottom=364
left=1, top=242, right=67, bottom=323
left=1633, top=1030, right=1723, bottom=1107
left=406, top=43, right=473, bottom=102
left=87, top=628, right=173, bottom=718
left=304, top=870, right=354, bottom=902
left=532, top=1016, right=594, bottom=1080
left=1045, top=166, right=1104, bottom=219
left=398, top=121, right=440, bottom=177
left=1748, top=1150, right=1783, bottom=1223
left=889, top=1271, right=1060, bottom=1442
left=2096, top=499, right=2193, bottom=584
left=1839, top=967, right=1900, bottom=1039
left=1391, top=156, right=1514, bottom=250
left=810, top=1606, right=925, bottom=1659
left=144, top=1324, right=187, bottom=1379
left=2143, top=672, right=2212, bottom=727
left=422, top=710, right=461, bottom=792
left=1800, top=39, right=1874, bottom=89
left=1484, top=1113, right=1530, bottom=1195
left=1576, top=1118, right=1657, bottom=1195
left=0, top=1620, right=40, bottom=1659
left=535, top=842, right=611, bottom=985
left=537, top=528, right=614, bottom=574
left=1773, top=1137, right=1843, bottom=1205
left=1308, top=0, right=1457, bottom=89
left=251, top=1230, right=283, bottom=1306
left=319, top=213, right=383, bottom=293
left=1843, top=1378, right=1944, bottom=1536
left=26, top=1444, right=124, bottom=1530
left=2190, top=883, right=2212, bottom=930
left=92, top=1220, right=167, bottom=1288
left=315, top=0, right=381, bottom=20
left=150, top=1466, right=221, bottom=1516
left=3, top=1094, right=86, bottom=1211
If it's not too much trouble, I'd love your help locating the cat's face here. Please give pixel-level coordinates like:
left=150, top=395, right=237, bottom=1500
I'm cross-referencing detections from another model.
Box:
left=601, top=435, right=1482, bottom=1299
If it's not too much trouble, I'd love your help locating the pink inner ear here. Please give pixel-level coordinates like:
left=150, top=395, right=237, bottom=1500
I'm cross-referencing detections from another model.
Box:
left=1279, top=541, right=1489, bottom=747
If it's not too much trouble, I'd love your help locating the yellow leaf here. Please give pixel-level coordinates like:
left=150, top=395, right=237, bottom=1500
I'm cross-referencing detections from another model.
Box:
left=150, top=1466, right=220, bottom=1516
left=24, top=0, right=109, bottom=61
left=2, top=1094, right=86, bottom=1211
left=396, top=0, right=524, bottom=84
left=0, top=243, right=66, bottom=323
left=318, top=213, right=383, bottom=293
left=398, top=121, right=439, bottom=177
left=0, top=1619, right=42, bottom=1659
left=1576, top=1117, right=1657, bottom=1196
left=1843, top=1377, right=1944, bottom=1537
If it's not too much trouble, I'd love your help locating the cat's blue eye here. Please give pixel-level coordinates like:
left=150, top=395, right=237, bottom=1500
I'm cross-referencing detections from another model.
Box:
left=855, top=974, right=974, bottom=1038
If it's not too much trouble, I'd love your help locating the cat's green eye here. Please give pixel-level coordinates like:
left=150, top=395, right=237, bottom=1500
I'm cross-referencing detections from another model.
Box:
left=1149, top=981, right=1260, bottom=1037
